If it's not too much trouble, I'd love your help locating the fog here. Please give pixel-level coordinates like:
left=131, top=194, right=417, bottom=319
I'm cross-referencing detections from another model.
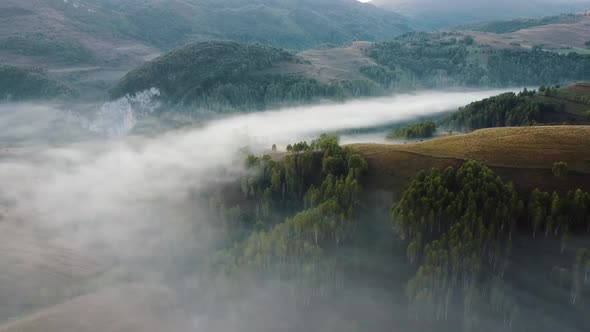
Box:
left=0, top=89, right=512, bottom=331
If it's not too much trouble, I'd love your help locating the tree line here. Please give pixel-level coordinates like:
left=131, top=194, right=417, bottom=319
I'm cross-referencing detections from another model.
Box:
left=387, top=121, right=437, bottom=140
left=392, top=161, right=590, bottom=328
left=364, top=32, right=590, bottom=90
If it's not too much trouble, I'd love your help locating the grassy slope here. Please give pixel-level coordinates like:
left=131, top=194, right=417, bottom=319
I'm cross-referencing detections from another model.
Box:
left=351, top=126, right=590, bottom=198
left=464, top=15, right=590, bottom=52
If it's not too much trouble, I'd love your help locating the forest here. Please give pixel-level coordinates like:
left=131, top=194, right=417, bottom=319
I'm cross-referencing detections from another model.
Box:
left=202, top=134, right=590, bottom=331
left=109, top=41, right=382, bottom=112
left=386, top=121, right=437, bottom=139
left=440, top=90, right=551, bottom=131
left=439, top=85, right=590, bottom=131
left=0, top=65, right=74, bottom=101
left=364, top=32, right=590, bottom=89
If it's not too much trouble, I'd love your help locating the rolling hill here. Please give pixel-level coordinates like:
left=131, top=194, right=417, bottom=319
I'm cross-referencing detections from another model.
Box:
left=109, top=41, right=388, bottom=111
left=0, top=65, right=75, bottom=101
left=0, top=0, right=414, bottom=69
left=458, top=13, right=590, bottom=54
left=351, top=125, right=590, bottom=197
left=0, top=0, right=415, bottom=101
left=440, top=83, right=590, bottom=131
left=111, top=34, right=590, bottom=112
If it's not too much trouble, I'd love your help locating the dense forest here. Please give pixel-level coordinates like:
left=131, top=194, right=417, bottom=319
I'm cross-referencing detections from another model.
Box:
left=440, top=90, right=551, bottom=131
left=0, top=33, right=93, bottom=65
left=440, top=85, right=590, bottom=131
left=35, top=0, right=413, bottom=51
left=202, top=134, right=590, bottom=331
left=364, top=32, right=590, bottom=89
left=0, top=65, right=75, bottom=101
left=110, top=41, right=381, bottom=112
left=392, top=161, right=590, bottom=329
left=386, top=121, right=437, bottom=139
left=109, top=34, right=590, bottom=112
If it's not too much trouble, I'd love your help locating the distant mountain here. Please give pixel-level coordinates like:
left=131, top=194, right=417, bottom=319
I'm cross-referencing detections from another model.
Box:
left=112, top=34, right=590, bottom=113
left=0, top=0, right=414, bottom=69
left=99, top=0, right=415, bottom=50
left=0, top=0, right=414, bottom=101
left=370, top=0, right=590, bottom=28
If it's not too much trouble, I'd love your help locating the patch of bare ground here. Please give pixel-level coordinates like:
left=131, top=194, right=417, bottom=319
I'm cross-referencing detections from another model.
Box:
left=350, top=126, right=590, bottom=197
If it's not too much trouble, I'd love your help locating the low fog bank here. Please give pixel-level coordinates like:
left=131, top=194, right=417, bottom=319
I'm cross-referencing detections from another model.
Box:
left=0, top=89, right=512, bottom=331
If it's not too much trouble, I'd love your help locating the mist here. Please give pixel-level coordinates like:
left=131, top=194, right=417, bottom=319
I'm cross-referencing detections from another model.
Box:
left=0, top=89, right=513, bottom=331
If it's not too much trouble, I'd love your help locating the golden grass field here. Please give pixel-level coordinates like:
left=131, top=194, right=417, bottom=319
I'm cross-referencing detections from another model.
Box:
left=350, top=126, right=590, bottom=197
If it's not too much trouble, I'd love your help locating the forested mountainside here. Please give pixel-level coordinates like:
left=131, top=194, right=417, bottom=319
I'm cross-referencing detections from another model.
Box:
left=363, top=32, right=590, bottom=89
left=112, top=34, right=590, bottom=112
left=0, top=0, right=414, bottom=102
left=456, top=13, right=583, bottom=33
left=110, top=41, right=381, bottom=112
left=205, top=129, right=590, bottom=332
left=0, top=0, right=413, bottom=66
left=0, top=65, right=75, bottom=101
left=440, top=83, right=590, bottom=131
left=99, top=0, right=415, bottom=50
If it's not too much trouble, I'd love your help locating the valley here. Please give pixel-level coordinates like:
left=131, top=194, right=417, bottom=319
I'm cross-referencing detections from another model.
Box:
left=1, top=2, right=590, bottom=332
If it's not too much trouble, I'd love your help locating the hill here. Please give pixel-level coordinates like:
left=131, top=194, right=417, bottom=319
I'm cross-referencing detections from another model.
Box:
left=0, top=65, right=75, bottom=101
left=351, top=126, right=590, bottom=197
left=110, top=41, right=384, bottom=111
left=440, top=83, right=590, bottom=131
left=0, top=0, right=413, bottom=68
left=112, top=35, right=590, bottom=112
left=0, top=0, right=414, bottom=101
left=362, top=32, right=590, bottom=88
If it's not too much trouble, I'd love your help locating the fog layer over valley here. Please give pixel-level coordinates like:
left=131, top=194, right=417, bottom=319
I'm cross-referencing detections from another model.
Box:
left=0, top=90, right=511, bottom=331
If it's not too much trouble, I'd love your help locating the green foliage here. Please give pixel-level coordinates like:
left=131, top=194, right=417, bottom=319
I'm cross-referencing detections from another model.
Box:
left=0, top=65, right=75, bottom=101
left=365, top=32, right=485, bottom=88
left=366, top=32, right=590, bottom=89
left=456, top=14, right=581, bottom=34
left=92, top=0, right=413, bottom=50
left=386, top=121, right=436, bottom=140
left=440, top=91, right=554, bottom=131
left=0, top=34, right=93, bottom=64
left=390, top=159, right=590, bottom=327
left=393, top=161, right=523, bottom=325
left=217, top=135, right=368, bottom=288
left=528, top=188, right=590, bottom=239
left=552, top=162, right=569, bottom=178
left=111, top=41, right=347, bottom=111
